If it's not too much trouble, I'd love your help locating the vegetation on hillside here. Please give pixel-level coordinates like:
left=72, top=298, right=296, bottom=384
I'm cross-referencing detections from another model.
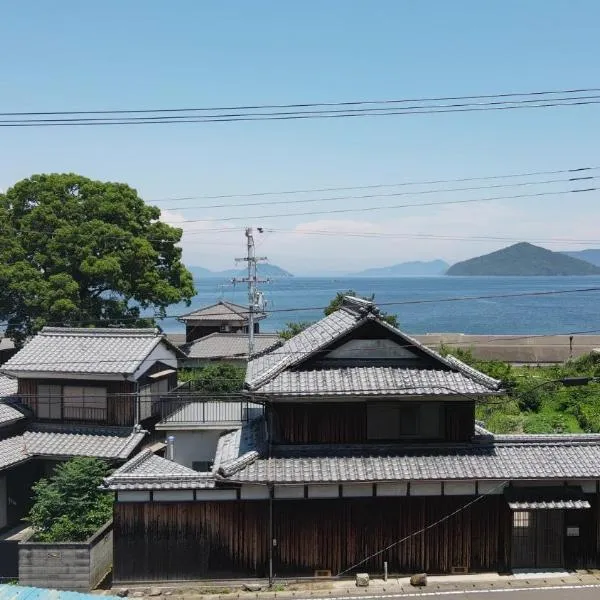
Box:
left=27, top=458, right=113, bottom=542
left=446, top=242, right=600, bottom=276
left=439, top=345, right=600, bottom=434
left=0, top=173, right=195, bottom=345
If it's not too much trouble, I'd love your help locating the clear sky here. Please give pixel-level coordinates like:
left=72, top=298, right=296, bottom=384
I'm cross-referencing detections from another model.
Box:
left=1, top=0, right=599, bottom=274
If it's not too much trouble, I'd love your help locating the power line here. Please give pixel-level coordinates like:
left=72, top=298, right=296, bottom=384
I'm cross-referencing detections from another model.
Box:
left=1, top=286, right=599, bottom=328
left=2, top=92, right=600, bottom=127
left=162, top=187, right=599, bottom=224
left=4, top=87, right=599, bottom=117
left=148, top=166, right=598, bottom=203
left=157, top=176, right=595, bottom=211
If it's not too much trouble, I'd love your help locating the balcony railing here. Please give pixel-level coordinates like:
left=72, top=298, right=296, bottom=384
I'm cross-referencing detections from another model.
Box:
left=157, top=397, right=263, bottom=425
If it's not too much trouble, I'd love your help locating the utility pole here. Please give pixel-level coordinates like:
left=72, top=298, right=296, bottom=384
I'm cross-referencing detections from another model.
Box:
left=233, top=227, right=268, bottom=356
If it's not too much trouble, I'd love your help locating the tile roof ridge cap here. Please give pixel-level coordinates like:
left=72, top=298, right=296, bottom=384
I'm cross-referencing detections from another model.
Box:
left=110, top=448, right=154, bottom=476
left=40, top=326, right=158, bottom=336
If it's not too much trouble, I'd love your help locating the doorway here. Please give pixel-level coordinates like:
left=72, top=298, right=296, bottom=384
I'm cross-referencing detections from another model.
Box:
left=511, top=510, right=564, bottom=569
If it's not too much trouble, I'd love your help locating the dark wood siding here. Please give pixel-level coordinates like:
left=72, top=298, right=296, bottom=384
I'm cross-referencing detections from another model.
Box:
left=445, top=402, right=475, bottom=442
left=272, top=403, right=366, bottom=444
left=17, top=378, right=135, bottom=426
left=113, top=496, right=512, bottom=582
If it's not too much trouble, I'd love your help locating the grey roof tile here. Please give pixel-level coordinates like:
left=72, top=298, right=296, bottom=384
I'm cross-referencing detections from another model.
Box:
left=256, top=367, right=500, bottom=396
left=183, top=333, right=280, bottom=360
left=0, top=424, right=145, bottom=471
left=0, top=403, right=25, bottom=427
left=213, top=419, right=266, bottom=474
left=1, top=327, right=169, bottom=376
left=227, top=439, right=600, bottom=483
left=245, top=297, right=501, bottom=393
left=102, top=448, right=215, bottom=490
left=179, top=301, right=265, bottom=323
left=0, top=375, right=18, bottom=399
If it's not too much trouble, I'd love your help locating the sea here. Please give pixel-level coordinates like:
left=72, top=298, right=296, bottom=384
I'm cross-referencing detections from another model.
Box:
left=159, top=276, right=600, bottom=336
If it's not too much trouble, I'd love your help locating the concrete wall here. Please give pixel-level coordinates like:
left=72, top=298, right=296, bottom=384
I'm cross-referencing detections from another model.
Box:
left=19, top=521, right=112, bottom=591
left=166, top=430, right=223, bottom=469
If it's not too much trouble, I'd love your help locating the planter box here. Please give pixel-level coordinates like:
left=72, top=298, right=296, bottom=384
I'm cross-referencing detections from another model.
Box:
left=18, top=520, right=112, bottom=591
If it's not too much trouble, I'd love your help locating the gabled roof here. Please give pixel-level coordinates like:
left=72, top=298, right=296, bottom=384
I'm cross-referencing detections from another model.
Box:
left=182, top=332, right=280, bottom=360
left=0, top=424, right=146, bottom=472
left=1, top=327, right=176, bottom=377
left=179, top=301, right=266, bottom=323
left=245, top=296, right=501, bottom=394
left=101, top=448, right=215, bottom=490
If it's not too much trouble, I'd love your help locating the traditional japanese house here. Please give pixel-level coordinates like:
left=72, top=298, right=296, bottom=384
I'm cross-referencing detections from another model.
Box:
left=179, top=301, right=266, bottom=343
left=105, top=297, right=600, bottom=582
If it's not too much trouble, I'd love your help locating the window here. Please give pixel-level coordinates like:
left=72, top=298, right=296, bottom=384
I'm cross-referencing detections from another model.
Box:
left=192, top=461, right=212, bottom=473
left=63, top=386, right=107, bottom=421
left=37, top=384, right=62, bottom=420
left=367, top=402, right=441, bottom=440
left=513, top=511, right=531, bottom=528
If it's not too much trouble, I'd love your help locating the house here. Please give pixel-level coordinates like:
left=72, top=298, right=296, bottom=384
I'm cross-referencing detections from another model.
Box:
left=0, top=327, right=183, bottom=536
left=179, top=301, right=266, bottom=343
left=181, top=332, right=280, bottom=367
left=104, top=297, right=600, bottom=582
left=1, top=327, right=182, bottom=426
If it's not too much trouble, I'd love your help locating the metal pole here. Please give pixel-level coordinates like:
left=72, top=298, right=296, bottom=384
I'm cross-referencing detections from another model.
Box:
left=383, top=561, right=388, bottom=582
left=247, top=227, right=255, bottom=356
left=269, top=485, right=274, bottom=586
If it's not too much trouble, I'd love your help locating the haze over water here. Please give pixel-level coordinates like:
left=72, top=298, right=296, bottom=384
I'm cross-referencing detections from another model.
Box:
left=161, top=276, right=600, bottom=336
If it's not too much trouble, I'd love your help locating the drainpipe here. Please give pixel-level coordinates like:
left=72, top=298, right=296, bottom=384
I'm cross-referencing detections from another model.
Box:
left=269, top=484, right=274, bottom=587
left=134, top=380, right=140, bottom=428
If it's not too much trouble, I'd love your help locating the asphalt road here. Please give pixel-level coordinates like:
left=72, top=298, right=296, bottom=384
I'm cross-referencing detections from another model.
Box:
left=296, top=584, right=600, bottom=600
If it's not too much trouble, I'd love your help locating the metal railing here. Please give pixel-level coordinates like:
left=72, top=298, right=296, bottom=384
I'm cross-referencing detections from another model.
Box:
left=157, top=397, right=263, bottom=424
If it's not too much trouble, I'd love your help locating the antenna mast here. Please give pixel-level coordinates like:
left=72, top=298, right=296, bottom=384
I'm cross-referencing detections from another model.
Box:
left=233, top=227, right=268, bottom=356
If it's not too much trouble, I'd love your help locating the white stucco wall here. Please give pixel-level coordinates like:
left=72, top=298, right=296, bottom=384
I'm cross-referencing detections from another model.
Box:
left=165, top=430, right=224, bottom=470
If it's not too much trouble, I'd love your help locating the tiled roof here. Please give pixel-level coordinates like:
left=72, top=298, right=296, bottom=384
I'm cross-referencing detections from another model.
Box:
left=0, top=403, right=26, bottom=427
left=183, top=333, right=280, bottom=360
left=0, top=424, right=145, bottom=471
left=157, top=400, right=263, bottom=428
left=179, top=301, right=265, bottom=323
left=213, top=419, right=266, bottom=476
left=245, top=297, right=501, bottom=393
left=505, top=486, right=592, bottom=510
left=1, top=327, right=170, bottom=376
left=225, top=437, right=600, bottom=483
left=255, top=367, right=501, bottom=396
left=0, top=375, right=18, bottom=399
left=101, top=448, right=215, bottom=490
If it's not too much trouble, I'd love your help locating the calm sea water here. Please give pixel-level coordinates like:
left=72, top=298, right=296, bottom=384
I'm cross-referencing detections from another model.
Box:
left=160, top=276, right=600, bottom=335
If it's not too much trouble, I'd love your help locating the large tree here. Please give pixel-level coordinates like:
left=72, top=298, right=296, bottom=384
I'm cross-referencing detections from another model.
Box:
left=0, top=173, right=195, bottom=345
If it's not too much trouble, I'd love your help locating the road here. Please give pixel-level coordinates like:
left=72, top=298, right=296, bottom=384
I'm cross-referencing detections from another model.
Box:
left=298, top=584, right=600, bottom=600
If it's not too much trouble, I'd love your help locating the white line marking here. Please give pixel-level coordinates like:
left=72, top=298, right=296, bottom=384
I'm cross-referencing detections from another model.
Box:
left=301, top=583, right=600, bottom=599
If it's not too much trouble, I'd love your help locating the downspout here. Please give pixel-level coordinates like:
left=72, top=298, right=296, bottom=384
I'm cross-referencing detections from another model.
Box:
left=134, top=380, right=140, bottom=430
left=269, top=484, right=274, bottom=587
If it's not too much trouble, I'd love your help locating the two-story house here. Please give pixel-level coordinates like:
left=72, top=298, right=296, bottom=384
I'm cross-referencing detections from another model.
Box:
left=0, top=327, right=182, bottom=537
left=104, top=297, right=600, bottom=582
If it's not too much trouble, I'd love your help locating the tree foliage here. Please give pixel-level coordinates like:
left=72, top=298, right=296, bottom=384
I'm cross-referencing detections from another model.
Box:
left=27, top=458, right=113, bottom=542
left=439, top=344, right=600, bottom=435
left=278, top=321, right=313, bottom=340
left=0, top=173, right=195, bottom=345
left=179, top=363, right=245, bottom=393
left=325, top=290, right=399, bottom=327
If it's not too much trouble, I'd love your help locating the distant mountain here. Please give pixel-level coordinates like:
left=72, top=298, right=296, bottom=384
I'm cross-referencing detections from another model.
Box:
left=561, top=249, right=600, bottom=267
left=350, top=260, right=449, bottom=277
left=446, top=242, right=600, bottom=276
left=188, top=264, right=293, bottom=278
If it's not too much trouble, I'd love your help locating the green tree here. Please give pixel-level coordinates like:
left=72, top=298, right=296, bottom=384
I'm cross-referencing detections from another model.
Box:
left=27, top=458, right=113, bottom=542
left=278, top=321, right=313, bottom=340
left=179, top=363, right=245, bottom=393
left=325, top=290, right=399, bottom=327
left=0, top=173, right=195, bottom=345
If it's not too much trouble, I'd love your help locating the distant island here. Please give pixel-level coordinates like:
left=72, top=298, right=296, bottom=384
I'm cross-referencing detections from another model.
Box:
left=561, top=249, right=600, bottom=267
left=349, top=260, right=449, bottom=277
left=188, top=264, right=294, bottom=278
left=446, top=242, right=600, bottom=276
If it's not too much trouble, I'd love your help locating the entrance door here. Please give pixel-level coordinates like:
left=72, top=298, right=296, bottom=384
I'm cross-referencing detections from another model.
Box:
left=511, top=510, right=564, bottom=569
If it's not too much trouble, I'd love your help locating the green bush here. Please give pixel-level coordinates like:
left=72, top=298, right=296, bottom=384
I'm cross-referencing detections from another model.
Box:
left=27, top=457, right=113, bottom=542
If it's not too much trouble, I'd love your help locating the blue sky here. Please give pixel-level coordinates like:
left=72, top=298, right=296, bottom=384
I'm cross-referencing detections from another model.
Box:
left=1, top=0, right=599, bottom=274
